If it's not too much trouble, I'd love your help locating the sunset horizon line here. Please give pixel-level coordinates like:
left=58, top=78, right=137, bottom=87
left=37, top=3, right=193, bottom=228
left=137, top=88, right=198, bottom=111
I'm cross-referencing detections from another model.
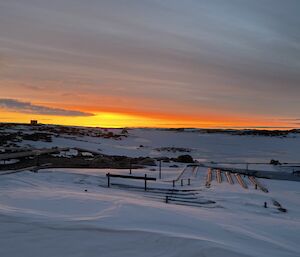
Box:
left=1, top=121, right=298, bottom=131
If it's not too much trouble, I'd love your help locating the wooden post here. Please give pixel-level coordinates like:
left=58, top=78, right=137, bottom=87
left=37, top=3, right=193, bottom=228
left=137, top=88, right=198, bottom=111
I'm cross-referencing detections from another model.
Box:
left=181, top=179, right=183, bottom=186
left=172, top=180, right=175, bottom=188
left=35, top=154, right=40, bottom=167
left=159, top=160, right=162, bottom=179
left=107, top=173, right=110, bottom=187
left=264, top=202, right=267, bottom=208
left=144, top=174, right=147, bottom=191
left=165, top=196, right=169, bottom=203
left=129, top=161, right=132, bottom=174
left=188, top=178, right=191, bottom=186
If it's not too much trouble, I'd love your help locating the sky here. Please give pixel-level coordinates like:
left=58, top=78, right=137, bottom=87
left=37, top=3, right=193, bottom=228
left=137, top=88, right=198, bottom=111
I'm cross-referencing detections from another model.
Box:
left=0, top=0, right=299, bottom=128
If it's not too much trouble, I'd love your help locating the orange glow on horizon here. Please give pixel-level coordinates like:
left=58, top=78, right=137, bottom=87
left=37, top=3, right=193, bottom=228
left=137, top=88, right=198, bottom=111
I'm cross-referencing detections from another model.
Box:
left=0, top=108, right=296, bottom=130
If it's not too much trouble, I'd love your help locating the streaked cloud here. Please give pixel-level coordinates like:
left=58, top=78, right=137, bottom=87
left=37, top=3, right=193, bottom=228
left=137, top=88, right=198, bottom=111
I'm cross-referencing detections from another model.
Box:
left=0, top=0, right=299, bottom=127
left=0, top=98, right=94, bottom=117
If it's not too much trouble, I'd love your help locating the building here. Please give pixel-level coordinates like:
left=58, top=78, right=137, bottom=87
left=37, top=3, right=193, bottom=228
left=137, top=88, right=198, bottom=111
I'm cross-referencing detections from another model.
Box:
left=30, top=120, right=38, bottom=125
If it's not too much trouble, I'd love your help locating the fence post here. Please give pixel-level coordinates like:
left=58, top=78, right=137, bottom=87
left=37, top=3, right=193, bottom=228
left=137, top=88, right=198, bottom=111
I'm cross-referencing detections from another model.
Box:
left=129, top=161, right=132, bottom=174
left=144, top=174, right=147, bottom=191
left=188, top=178, right=191, bottom=186
left=159, top=160, right=162, bottom=179
left=107, top=173, right=110, bottom=187
left=181, top=179, right=183, bottom=186
left=172, top=180, right=175, bottom=188
left=165, top=196, right=169, bottom=203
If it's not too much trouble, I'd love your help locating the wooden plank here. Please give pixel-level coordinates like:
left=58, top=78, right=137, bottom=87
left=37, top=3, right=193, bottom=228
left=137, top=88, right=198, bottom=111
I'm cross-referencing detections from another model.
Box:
left=216, top=169, right=222, bottom=183
left=106, top=173, right=156, bottom=181
left=205, top=168, right=212, bottom=187
left=249, top=176, right=268, bottom=193
left=234, top=173, right=248, bottom=189
left=225, top=172, right=234, bottom=184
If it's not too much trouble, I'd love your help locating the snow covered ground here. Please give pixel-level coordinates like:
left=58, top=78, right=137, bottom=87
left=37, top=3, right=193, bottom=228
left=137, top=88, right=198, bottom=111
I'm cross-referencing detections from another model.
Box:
left=1, top=126, right=300, bottom=256
left=6, top=127, right=300, bottom=163
left=0, top=166, right=299, bottom=257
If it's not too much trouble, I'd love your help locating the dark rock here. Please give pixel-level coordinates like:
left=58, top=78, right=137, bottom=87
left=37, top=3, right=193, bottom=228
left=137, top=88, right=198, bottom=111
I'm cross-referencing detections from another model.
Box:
left=22, top=132, right=52, bottom=142
left=156, top=156, right=170, bottom=162
left=278, top=207, right=287, bottom=213
left=94, top=157, right=114, bottom=166
left=270, top=159, right=281, bottom=165
left=138, top=157, right=156, bottom=166
left=121, top=129, right=129, bottom=134
left=176, top=154, right=194, bottom=163
left=272, top=200, right=281, bottom=207
left=155, top=147, right=192, bottom=153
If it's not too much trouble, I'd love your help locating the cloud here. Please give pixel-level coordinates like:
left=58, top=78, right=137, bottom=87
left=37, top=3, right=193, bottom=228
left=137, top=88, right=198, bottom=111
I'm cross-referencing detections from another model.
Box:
left=0, top=0, right=299, bottom=119
left=281, top=118, right=300, bottom=121
left=277, top=118, right=300, bottom=124
left=0, top=99, right=94, bottom=117
left=24, top=85, right=44, bottom=91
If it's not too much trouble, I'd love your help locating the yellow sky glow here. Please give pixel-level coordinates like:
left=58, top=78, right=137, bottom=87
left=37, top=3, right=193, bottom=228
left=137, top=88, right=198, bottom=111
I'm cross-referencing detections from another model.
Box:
left=0, top=109, right=294, bottom=129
